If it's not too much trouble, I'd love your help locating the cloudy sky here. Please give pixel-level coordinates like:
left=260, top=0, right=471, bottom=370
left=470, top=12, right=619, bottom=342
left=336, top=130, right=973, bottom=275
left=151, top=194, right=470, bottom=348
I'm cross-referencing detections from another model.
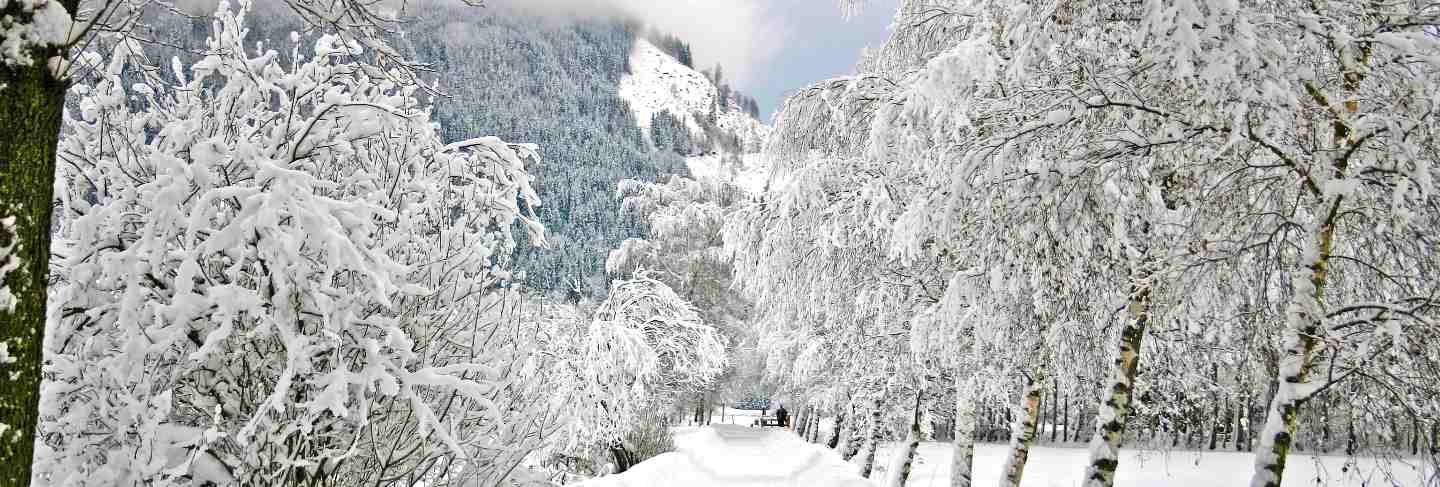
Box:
left=490, top=0, right=898, bottom=120
left=736, top=0, right=898, bottom=119
left=627, top=0, right=898, bottom=119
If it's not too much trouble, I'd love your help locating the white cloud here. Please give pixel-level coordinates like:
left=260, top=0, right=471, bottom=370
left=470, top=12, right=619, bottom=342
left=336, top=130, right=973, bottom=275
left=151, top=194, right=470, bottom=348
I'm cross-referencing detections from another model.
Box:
left=486, top=0, right=785, bottom=87
left=184, top=0, right=786, bottom=88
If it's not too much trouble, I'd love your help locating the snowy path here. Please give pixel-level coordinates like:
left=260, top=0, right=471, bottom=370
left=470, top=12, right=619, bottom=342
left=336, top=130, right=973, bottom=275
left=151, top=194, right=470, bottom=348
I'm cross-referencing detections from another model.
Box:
left=571, top=425, right=874, bottom=487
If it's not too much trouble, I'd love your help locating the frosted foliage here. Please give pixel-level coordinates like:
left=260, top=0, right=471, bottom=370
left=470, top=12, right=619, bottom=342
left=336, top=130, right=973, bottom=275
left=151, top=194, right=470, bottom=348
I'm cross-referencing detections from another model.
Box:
left=855, top=0, right=973, bottom=77
left=738, top=0, right=1440, bottom=485
left=558, top=274, right=727, bottom=449
left=0, top=0, right=72, bottom=68
left=766, top=75, right=898, bottom=170
left=609, top=174, right=750, bottom=333
left=39, top=3, right=548, bottom=485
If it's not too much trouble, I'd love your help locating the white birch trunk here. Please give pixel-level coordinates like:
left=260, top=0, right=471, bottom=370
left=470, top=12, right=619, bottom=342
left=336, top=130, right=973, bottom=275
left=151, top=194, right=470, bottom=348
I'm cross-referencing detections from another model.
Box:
left=859, top=400, right=884, bottom=478
left=997, top=377, right=1043, bottom=487
left=1249, top=200, right=1340, bottom=487
left=1081, top=262, right=1153, bottom=487
left=841, top=403, right=864, bottom=460
left=952, top=374, right=977, bottom=487
left=806, top=406, right=816, bottom=437
left=884, top=390, right=924, bottom=487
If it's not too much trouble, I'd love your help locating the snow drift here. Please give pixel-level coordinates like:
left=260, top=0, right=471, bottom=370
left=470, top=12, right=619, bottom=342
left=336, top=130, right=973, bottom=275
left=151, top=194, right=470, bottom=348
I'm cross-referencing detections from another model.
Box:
left=571, top=425, right=874, bottom=487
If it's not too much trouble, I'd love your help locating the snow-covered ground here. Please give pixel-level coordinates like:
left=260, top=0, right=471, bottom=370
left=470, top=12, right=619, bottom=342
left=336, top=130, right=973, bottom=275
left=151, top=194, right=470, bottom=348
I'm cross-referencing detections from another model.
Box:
left=685, top=153, right=772, bottom=194
left=557, top=406, right=1431, bottom=487
left=618, top=38, right=715, bottom=136
left=868, top=441, right=1433, bottom=486
left=618, top=37, right=771, bottom=159
left=716, top=107, right=771, bottom=153
left=570, top=425, right=873, bottom=487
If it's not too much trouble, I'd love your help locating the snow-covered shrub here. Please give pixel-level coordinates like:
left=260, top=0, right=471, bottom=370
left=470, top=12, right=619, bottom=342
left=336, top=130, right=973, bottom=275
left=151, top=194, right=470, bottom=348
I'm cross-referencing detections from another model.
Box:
left=611, top=412, right=675, bottom=473
left=39, top=2, right=547, bottom=485
left=555, top=274, right=726, bottom=461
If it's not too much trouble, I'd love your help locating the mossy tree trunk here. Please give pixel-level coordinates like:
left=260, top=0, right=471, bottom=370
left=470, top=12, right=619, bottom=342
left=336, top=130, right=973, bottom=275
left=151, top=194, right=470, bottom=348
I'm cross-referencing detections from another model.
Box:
left=0, top=5, right=74, bottom=482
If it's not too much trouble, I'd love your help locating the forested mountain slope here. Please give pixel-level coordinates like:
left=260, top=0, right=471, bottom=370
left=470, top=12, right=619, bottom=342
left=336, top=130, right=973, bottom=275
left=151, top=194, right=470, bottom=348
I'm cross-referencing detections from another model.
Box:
left=406, top=3, right=768, bottom=298
left=128, top=1, right=767, bottom=299
left=404, top=6, right=684, bottom=299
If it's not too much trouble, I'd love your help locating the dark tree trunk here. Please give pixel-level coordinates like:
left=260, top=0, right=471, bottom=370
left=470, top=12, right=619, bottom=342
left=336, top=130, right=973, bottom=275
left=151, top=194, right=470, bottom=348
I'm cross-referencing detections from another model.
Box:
left=1061, top=393, right=1070, bottom=443
left=1345, top=406, right=1356, bottom=456
left=811, top=411, right=822, bottom=442
left=1054, top=386, right=1065, bottom=443
left=1319, top=396, right=1331, bottom=453
left=611, top=445, right=638, bottom=473
left=0, top=15, right=72, bottom=484
left=1209, top=402, right=1221, bottom=451
left=1413, top=419, right=1421, bottom=456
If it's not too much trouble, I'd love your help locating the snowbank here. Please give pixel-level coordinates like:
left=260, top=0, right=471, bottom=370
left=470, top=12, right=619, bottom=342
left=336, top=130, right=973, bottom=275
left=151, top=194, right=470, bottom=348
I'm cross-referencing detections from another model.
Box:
left=572, top=425, right=874, bottom=487
left=685, top=153, right=772, bottom=194
left=868, top=441, right=1432, bottom=486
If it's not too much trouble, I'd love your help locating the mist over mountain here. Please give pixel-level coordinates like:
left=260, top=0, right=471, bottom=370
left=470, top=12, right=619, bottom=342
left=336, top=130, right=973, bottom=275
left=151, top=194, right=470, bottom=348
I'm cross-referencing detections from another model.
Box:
left=403, top=1, right=769, bottom=299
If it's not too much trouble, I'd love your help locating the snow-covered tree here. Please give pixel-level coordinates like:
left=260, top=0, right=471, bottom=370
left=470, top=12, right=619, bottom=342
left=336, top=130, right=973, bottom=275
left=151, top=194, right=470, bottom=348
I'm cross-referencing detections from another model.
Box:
left=606, top=173, right=755, bottom=420
left=753, top=1, right=1440, bottom=487
left=608, top=175, right=749, bottom=326
left=39, top=3, right=549, bottom=484
left=555, top=273, right=726, bottom=472
left=0, top=0, right=487, bottom=478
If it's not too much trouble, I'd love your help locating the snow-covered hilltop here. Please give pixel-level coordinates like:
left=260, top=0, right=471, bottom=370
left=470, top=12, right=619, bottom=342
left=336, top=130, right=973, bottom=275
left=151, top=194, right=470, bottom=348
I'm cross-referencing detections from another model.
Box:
left=618, top=38, right=772, bottom=193
left=619, top=38, right=717, bottom=137
left=716, top=104, right=771, bottom=155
